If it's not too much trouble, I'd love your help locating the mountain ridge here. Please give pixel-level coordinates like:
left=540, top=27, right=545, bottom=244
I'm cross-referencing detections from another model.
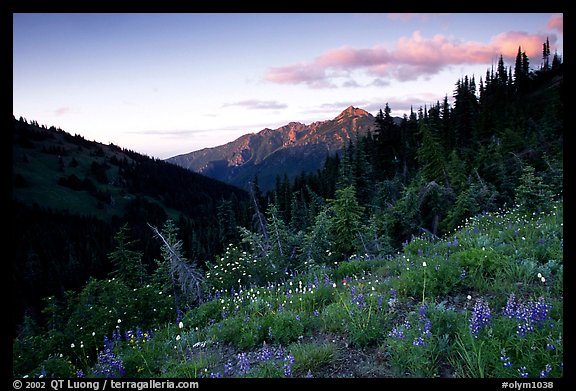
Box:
left=167, top=106, right=387, bottom=190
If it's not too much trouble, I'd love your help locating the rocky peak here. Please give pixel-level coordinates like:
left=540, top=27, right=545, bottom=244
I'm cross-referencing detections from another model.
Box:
left=336, top=106, right=371, bottom=121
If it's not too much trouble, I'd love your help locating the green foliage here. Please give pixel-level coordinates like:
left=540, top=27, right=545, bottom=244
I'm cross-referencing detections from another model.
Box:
left=108, top=223, right=146, bottom=288
left=329, top=185, right=365, bottom=257
left=385, top=305, right=439, bottom=377
left=205, top=243, right=259, bottom=292
left=515, top=165, right=554, bottom=213
left=289, top=341, right=337, bottom=375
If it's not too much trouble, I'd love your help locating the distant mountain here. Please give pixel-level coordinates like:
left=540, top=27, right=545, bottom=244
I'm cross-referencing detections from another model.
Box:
left=167, top=106, right=396, bottom=191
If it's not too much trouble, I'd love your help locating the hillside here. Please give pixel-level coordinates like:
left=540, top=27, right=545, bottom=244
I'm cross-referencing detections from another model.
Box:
left=12, top=117, right=250, bottom=333
left=167, top=106, right=393, bottom=191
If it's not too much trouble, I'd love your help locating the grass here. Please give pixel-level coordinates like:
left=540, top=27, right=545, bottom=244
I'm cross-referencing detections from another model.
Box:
left=13, top=200, right=563, bottom=379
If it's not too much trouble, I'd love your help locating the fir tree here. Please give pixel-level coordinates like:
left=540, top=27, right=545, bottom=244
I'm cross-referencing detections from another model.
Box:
left=329, top=185, right=365, bottom=258
left=108, top=223, right=146, bottom=288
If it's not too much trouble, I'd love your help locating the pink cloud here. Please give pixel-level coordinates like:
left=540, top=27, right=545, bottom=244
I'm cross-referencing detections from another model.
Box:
left=490, top=31, right=546, bottom=59
left=547, top=14, right=563, bottom=34
left=54, top=107, right=73, bottom=116
left=264, top=30, right=553, bottom=87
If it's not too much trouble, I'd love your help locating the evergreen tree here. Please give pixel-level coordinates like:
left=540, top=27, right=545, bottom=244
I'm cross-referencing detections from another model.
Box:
left=416, top=121, right=447, bottom=184
left=329, top=185, right=365, bottom=258
left=515, top=165, right=553, bottom=213
left=542, top=37, right=551, bottom=71
left=217, top=199, right=238, bottom=245
left=301, top=207, right=333, bottom=264
left=150, top=220, right=204, bottom=312
left=108, top=223, right=146, bottom=288
left=373, top=103, right=400, bottom=179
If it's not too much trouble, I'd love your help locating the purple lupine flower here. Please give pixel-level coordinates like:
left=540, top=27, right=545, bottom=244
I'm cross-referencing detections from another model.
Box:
left=283, top=353, right=294, bottom=377
left=419, top=305, right=427, bottom=320
left=388, top=326, right=405, bottom=340
left=223, top=361, right=234, bottom=377
left=351, top=286, right=366, bottom=310
left=504, top=295, right=551, bottom=337
left=257, top=344, right=272, bottom=362
left=538, top=238, right=545, bottom=246
left=76, top=369, right=85, bottom=378
left=94, top=348, right=126, bottom=378
left=530, top=297, right=551, bottom=326
left=500, top=349, right=513, bottom=368
left=469, top=298, right=492, bottom=337
left=422, top=318, right=432, bottom=336
left=503, top=294, right=518, bottom=319
left=236, top=353, right=250, bottom=376
left=412, top=336, right=426, bottom=347
left=210, top=372, right=221, bottom=378
left=518, top=366, right=529, bottom=378
left=111, top=329, right=122, bottom=343
left=539, top=364, right=552, bottom=378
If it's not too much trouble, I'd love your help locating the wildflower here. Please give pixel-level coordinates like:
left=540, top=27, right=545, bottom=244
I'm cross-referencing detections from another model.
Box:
left=224, top=361, right=234, bottom=377
left=419, top=305, right=427, bottom=320
left=412, top=336, right=427, bottom=347
left=469, top=298, right=492, bottom=337
left=94, top=347, right=126, bottom=378
left=257, top=343, right=272, bottom=362
left=283, top=353, right=295, bottom=377
left=178, top=321, right=184, bottom=329
left=71, top=343, right=75, bottom=348
left=76, top=369, right=85, bottom=378
left=539, top=364, right=552, bottom=378
left=176, top=335, right=181, bottom=341
left=237, top=352, right=250, bottom=375
left=388, top=326, right=405, bottom=339
left=500, top=349, right=513, bottom=368
left=503, top=294, right=517, bottom=318
left=518, top=366, right=529, bottom=378
left=422, top=261, right=427, bottom=267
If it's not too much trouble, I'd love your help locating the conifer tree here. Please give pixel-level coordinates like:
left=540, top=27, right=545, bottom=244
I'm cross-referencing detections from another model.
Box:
left=108, top=223, right=146, bottom=288
left=416, top=121, right=447, bottom=184
left=150, top=220, right=204, bottom=311
left=329, top=185, right=365, bottom=257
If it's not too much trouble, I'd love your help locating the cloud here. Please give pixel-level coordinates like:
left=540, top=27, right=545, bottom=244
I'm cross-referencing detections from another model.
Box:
left=547, top=14, right=563, bottom=34
left=53, top=107, right=74, bottom=116
left=264, top=30, right=554, bottom=88
left=222, top=99, right=288, bottom=110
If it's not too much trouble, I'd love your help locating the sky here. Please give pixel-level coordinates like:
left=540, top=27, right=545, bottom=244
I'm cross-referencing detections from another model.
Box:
left=13, top=13, right=563, bottom=159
